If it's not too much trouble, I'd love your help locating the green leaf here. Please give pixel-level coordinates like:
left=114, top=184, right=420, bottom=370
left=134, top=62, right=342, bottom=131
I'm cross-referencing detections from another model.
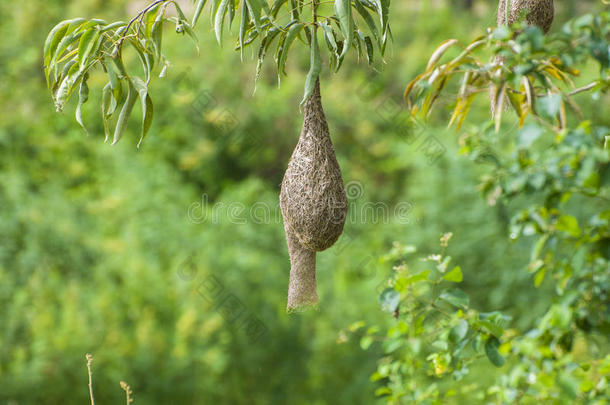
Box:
left=128, top=39, right=152, bottom=83
left=44, top=18, right=86, bottom=67
left=214, top=0, right=230, bottom=44
left=374, top=387, right=392, bottom=397
left=100, top=21, right=127, bottom=34
left=538, top=94, right=561, bottom=120
left=375, top=0, right=390, bottom=49
left=54, top=61, right=83, bottom=112
left=101, top=83, right=113, bottom=140
left=245, top=0, right=263, bottom=33
left=255, top=27, right=281, bottom=83
left=44, top=20, right=71, bottom=67
left=132, top=77, right=154, bottom=148
left=354, top=0, right=380, bottom=46
left=173, top=2, right=188, bottom=21
left=278, top=23, right=303, bottom=76
left=556, top=215, right=581, bottom=237
left=443, top=266, right=463, bottom=283
left=239, top=1, right=249, bottom=60
left=144, top=3, right=161, bottom=37
left=270, top=0, right=288, bottom=17
left=334, top=0, right=354, bottom=60
left=151, top=14, right=164, bottom=61
left=530, top=234, right=549, bottom=263
left=360, top=335, right=374, bottom=350
left=449, top=319, right=468, bottom=343
left=77, top=28, right=100, bottom=68
left=534, top=267, right=546, bottom=287
left=111, top=80, right=138, bottom=145
left=181, top=22, right=199, bottom=51
left=363, top=35, right=374, bottom=65
left=320, top=21, right=338, bottom=55
left=378, top=288, right=400, bottom=312
left=75, top=72, right=89, bottom=133
left=439, top=288, right=469, bottom=308
left=104, top=59, right=123, bottom=101
left=192, top=0, right=209, bottom=26
left=478, top=311, right=510, bottom=336
left=404, top=270, right=431, bottom=285
left=558, top=374, right=579, bottom=399
left=484, top=337, right=505, bottom=367
left=301, top=26, right=321, bottom=105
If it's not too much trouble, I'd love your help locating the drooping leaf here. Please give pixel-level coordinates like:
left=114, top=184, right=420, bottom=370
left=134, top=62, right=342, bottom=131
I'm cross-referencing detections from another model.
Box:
left=44, top=18, right=85, bottom=67
left=245, top=0, right=263, bottom=32
left=301, top=26, right=321, bottom=105
left=278, top=22, right=304, bottom=76
left=354, top=0, right=381, bottom=46
left=75, top=72, right=89, bottom=133
left=192, top=0, right=209, bottom=26
left=132, top=77, right=154, bottom=148
left=439, top=288, right=469, bottom=309
left=112, top=80, right=138, bottom=145
left=239, top=1, right=250, bottom=60
left=363, top=35, right=374, bottom=65
left=426, top=39, right=458, bottom=71
left=334, top=0, right=354, bottom=60
left=449, top=319, right=468, bottom=343
left=214, top=0, right=230, bottom=44
left=484, top=336, right=506, bottom=367
left=255, top=27, right=281, bottom=83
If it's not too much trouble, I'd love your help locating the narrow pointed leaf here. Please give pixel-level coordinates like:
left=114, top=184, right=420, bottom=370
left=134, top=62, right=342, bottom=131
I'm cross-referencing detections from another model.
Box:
left=278, top=23, right=303, bottom=76
left=214, top=0, right=230, bottom=44
left=301, top=26, right=321, bottom=105
left=132, top=77, right=154, bottom=148
left=75, top=72, right=89, bottom=133
left=245, top=0, right=263, bottom=32
left=192, top=0, right=209, bottom=26
left=112, top=80, right=138, bottom=145
left=335, top=0, right=354, bottom=60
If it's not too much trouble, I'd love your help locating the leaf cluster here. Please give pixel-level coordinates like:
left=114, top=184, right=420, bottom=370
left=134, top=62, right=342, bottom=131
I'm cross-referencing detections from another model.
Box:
left=404, top=12, right=610, bottom=132
left=43, top=0, right=392, bottom=145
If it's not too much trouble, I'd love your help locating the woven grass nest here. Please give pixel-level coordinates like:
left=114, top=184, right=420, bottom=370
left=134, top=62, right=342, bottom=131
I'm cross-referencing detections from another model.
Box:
left=492, top=0, right=554, bottom=115
left=280, top=78, right=347, bottom=312
left=497, top=0, right=554, bottom=33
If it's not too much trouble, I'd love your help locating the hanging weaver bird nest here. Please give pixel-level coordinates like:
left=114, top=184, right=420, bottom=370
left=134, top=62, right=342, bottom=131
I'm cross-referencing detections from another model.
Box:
left=497, top=0, right=554, bottom=34
left=492, top=0, right=555, bottom=116
left=280, top=79, right=347, bottom=312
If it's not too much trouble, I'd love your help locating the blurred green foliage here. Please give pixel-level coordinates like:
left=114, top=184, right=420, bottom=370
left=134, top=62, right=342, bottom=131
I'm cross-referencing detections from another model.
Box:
left=0, top=0, right=607, bottom=404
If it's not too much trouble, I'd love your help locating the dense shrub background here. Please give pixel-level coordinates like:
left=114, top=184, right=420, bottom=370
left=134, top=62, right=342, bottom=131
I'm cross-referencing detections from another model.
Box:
left=0, top=0, right=606, bottom=403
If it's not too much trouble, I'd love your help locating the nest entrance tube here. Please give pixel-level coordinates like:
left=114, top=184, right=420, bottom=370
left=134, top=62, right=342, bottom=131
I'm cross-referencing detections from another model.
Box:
left=280, top=79, right=347, bottom=312
left=285, top=221, right=318, bottom=310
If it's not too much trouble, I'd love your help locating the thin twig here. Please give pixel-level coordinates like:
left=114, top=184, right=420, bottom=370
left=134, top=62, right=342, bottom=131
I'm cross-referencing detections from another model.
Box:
left=120, top=381, right=134, bottom=404
left=86, top=354, right=95, bottom=405
left=118, top=0, right=168, bottom=48
left=567, top=81, right=598, bottom=96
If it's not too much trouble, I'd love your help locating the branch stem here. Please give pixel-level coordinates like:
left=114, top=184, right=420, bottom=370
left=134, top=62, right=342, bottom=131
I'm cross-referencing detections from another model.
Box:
left=567, top=81, right=598, bottom=96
